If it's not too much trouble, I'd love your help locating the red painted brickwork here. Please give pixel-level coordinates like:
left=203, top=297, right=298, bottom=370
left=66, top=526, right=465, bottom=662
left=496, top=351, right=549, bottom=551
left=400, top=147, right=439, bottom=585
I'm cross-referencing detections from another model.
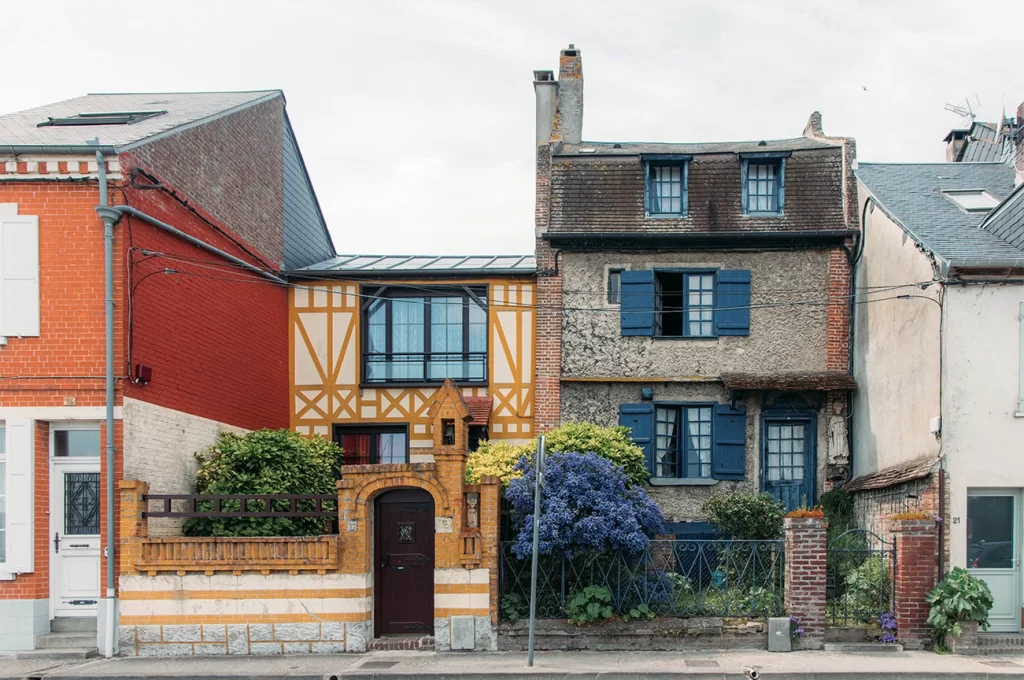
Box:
left=893, top=519, right=939, bottom=649
left=826, top=247, right=852, bottom=371
left=119, top=171, right=288, bottom=431
left=0, top=181, right=125, bottom=408
left=784, top=517, right=827, bottom=649
left=123, top=97, right=286, bottom=267
left=534, top=143, right=561, bottom=432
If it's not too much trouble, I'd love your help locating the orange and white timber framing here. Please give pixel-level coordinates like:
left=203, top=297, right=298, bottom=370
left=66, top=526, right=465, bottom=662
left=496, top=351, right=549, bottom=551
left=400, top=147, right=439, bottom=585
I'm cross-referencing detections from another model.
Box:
left=289, top=278, right=536, bottom=448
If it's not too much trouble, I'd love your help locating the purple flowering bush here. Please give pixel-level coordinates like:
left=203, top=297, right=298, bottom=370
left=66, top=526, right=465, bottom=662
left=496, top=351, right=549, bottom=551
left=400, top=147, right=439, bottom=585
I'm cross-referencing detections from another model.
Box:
left=506, top=451, right=664, bottom=559
left=878, top=611, right=898, bottom=643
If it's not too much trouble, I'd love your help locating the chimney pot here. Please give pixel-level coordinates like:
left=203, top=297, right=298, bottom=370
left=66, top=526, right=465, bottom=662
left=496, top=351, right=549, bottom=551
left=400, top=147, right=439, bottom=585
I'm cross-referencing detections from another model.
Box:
left=555, top=45, right=584, bottom=144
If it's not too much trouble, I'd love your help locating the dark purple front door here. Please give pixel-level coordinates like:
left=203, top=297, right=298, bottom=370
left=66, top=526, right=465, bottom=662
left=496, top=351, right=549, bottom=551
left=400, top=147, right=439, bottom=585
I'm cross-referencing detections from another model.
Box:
left=374, top=489, right=434, bottom=635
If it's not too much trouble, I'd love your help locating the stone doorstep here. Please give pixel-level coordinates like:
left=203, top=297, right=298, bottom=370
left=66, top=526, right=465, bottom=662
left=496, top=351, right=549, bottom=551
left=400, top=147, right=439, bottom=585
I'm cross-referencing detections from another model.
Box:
left=368, top=636, right=436, bottom=652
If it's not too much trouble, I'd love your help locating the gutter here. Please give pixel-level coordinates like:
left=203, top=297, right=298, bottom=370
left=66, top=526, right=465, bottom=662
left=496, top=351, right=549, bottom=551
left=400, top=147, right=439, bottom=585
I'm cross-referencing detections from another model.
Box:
left=942, top=257, right=1024, bottom=277
left=0, top=144, right=118, bottom=155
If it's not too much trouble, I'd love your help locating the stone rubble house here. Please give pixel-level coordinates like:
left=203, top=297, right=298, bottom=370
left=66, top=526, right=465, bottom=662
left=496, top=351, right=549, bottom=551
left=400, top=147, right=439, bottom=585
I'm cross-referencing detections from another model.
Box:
left=531, top=45, right=858, bottom=530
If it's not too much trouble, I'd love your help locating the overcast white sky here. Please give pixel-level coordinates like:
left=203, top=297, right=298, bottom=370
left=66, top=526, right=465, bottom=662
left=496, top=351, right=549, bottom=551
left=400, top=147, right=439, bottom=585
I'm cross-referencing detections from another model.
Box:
left=6, top=1, right=1023, bottom=256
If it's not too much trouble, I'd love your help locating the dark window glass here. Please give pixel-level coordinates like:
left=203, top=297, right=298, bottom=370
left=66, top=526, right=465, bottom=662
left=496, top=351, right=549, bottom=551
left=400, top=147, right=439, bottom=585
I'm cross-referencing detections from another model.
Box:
left=335, top=426, right=408, bottom=466
left=967, top=495, right=1015, bottom=569
left=746, top=161, right=780, bottom=213
left=54, top=429, right=101, bottom=457
left=468, top=426, right=488, bottom=452
left=654, top=272, right=716, bottom=338
left=647, top=163, right=685, bottom=215
left=654, top=406, right=712, bottom=479
left=608, top=269, right=623, bottom=304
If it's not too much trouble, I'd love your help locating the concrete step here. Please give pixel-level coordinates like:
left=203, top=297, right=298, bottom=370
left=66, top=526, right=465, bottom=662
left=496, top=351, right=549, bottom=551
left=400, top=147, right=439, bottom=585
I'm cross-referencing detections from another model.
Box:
left=50, top=617, right=97, bottom=633
left=823, top=642, right=905, bottom=653
left=36, top=631, right=97, bottom=649
left=15, top=647, right=98, bottom=660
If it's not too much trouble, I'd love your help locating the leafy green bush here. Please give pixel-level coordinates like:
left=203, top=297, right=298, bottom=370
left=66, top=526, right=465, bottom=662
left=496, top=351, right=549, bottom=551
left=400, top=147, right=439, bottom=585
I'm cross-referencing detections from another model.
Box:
left=183, top=429, right=341, bottom=537
left=466, top=440, right=527, bottom=487
left=501, top=593, right=528, bottom=623
left=701, top=492, right=785, bottom=540
left=834, top=555, right=891, bottom=623
left=927, top=567, right=994, bottom=639
left=566, top=585, right=614, bottom=625
left=522, top=422, right=648, bottom=487
left=622, top=603, right=655, bottom=622
left=820, top=487, right=855, bottom=532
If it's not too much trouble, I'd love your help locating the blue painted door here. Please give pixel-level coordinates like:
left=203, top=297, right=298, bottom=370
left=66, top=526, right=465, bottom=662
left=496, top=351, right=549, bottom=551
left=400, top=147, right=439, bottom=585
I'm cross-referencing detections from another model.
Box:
left=762, top=417, right=816, bottom=512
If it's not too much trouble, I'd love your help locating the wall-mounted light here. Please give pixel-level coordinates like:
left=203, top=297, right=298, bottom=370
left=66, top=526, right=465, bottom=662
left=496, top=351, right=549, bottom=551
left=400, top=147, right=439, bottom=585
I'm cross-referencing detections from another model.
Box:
left=134, top=363, right=152, bottom=386
left=640, top=387, right=654, bottom=401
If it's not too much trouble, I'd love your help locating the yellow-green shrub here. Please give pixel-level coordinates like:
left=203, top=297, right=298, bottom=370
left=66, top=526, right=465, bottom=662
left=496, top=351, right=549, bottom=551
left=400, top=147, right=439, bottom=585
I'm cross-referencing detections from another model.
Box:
left=466, top=440, right=528, bottom=487
left=522, top=422, right=648, bottom=487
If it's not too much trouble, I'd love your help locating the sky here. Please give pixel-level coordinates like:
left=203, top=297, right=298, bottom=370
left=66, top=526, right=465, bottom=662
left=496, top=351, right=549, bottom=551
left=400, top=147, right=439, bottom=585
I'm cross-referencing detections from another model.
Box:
left=5, top=1, right=1023, bottom=257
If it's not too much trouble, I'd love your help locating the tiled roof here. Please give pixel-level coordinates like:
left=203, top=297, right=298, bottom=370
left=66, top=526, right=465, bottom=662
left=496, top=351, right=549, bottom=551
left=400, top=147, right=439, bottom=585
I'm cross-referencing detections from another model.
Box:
left=463, top=397, right=493, bottom=426
left=0, top=91, right=280, bottom=150
left=856, top=162, right=1022, bottom=264
left=294, top=254, right=536, bottom=276
left=720, top=371, right=856, bottom=391
left=555, top=137, right=838, bottom=157
left=844, top=456, right=938, bottom=493
left=980, top=183, right=1024, bottom=251
left=959, top=122, right=1014, bottom=164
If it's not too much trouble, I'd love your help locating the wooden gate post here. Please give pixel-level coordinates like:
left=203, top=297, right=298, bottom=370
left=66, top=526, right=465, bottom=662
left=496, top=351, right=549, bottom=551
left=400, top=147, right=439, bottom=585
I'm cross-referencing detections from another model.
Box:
left=784, top=516, right=828, bottom=649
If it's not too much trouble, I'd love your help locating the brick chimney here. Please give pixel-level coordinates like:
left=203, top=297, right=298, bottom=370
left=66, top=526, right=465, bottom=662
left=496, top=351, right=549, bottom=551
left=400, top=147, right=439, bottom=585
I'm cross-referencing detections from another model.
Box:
left=533, top=70, right=557, bottom=146
left=553, top=44, right=583, bottom=144
left=943, top=129, right=969, bottom=162
left=1016, top=101, right=1024, bottom=185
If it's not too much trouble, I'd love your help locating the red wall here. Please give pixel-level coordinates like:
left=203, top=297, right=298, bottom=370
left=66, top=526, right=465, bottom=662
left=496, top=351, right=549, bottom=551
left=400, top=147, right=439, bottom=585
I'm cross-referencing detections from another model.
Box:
left=119, top=164, right=288, bottom=431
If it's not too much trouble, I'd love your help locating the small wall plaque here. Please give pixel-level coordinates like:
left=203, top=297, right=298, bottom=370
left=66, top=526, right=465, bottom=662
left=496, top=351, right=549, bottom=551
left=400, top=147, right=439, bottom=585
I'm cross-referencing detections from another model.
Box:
left=435, top=516, right=453, bottom=533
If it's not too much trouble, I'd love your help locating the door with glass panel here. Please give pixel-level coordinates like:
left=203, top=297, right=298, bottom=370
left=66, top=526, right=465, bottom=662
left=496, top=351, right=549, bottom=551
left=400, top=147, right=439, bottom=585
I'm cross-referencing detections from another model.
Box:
left=761, top=416, right=816, bottom=513
left=967, top=491, right=1022, bottom=632
left=49, top=426, right=102, bottom=618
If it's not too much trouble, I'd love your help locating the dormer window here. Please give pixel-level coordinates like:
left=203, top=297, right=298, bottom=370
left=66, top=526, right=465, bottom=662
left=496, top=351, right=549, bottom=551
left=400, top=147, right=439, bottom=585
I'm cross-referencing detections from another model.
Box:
left=740, top=152, right=788, bottom=215
left=37, top=110, right=166, bottom=127
left=942, top=189, right=999, bottom=213
left=644, top=157, right=690, bottom=217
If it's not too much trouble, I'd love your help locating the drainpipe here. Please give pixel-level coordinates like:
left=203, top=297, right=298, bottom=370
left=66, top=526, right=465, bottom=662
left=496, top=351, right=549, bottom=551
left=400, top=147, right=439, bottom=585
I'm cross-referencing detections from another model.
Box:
left=93, top=146, right=117, bottom=659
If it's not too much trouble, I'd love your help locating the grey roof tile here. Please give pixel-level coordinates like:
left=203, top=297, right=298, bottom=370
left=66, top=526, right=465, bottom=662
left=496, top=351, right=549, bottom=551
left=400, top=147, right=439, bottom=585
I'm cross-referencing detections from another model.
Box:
left=556, top=137, right=837, bottom=157
left=0, top=91, right=280, bottom=150
left=856, top=162, right=1022, bottom=263
left=980, top=183, right=1024, bottom=251
left=959, top=122, right=1013, bottom=164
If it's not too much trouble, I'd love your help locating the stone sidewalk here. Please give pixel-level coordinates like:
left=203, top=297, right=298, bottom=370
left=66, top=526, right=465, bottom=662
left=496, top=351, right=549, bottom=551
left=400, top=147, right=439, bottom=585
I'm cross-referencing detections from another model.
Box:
left=3, top=649, right=1024, bottom=679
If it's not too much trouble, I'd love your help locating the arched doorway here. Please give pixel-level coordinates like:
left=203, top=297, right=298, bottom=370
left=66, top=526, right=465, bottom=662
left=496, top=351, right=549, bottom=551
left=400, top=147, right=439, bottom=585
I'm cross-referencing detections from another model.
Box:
left=374, top=488, right=435, bottom=636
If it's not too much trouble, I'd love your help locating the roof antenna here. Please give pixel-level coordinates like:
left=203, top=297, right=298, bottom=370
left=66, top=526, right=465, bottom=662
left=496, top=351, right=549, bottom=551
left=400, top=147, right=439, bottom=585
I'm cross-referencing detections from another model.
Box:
left=944, top=95, right=979, bottom=127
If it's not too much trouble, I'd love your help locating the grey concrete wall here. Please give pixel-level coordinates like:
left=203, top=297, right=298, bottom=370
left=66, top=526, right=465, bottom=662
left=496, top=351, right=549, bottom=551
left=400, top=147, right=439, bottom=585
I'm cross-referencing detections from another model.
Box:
left=560, top=250, right=831, bottom=378
left=561, top=381, right=828, bottom=523
left=850, top=184, right=941, bottom=478
left=123, top=397, right=246, bottom=536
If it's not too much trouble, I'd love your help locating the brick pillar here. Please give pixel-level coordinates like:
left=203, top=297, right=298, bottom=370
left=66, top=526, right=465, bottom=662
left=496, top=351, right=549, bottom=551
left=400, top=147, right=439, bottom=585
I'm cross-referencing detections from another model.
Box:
left=784, top=517, right=828, bottom=649
left=118, top=480, right=149, bottom=575
left=892, top=519, right=939, bottom=650
left=534, top=140, right=561, bottom=433
left=477, top=476, right=501, bottom=625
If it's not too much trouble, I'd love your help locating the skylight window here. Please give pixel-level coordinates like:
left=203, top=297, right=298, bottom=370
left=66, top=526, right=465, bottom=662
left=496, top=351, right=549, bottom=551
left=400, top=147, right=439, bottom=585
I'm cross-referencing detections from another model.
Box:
left=37, top=110, right=166, bottom=128
left=942, top=190, right=999, bottom=213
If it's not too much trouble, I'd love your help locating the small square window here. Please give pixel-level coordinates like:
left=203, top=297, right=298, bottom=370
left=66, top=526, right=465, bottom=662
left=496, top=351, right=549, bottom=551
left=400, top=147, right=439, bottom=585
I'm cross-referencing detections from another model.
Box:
left=608, top=269, right=624, bottom=304
left=942, top=190, right=999, bottom=213
left=645, top=162, right=687, bottom=216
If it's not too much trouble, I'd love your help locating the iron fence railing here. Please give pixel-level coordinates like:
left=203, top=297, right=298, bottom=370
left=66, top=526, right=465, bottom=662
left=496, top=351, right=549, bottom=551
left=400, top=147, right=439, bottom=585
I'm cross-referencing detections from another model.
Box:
left=826, top=528, right=896, bottom=625
left=142, top=494, right=338, bottom=519
left=498, top=539, right=785, bottom=620
left=361, top=351, right=487, bottom=385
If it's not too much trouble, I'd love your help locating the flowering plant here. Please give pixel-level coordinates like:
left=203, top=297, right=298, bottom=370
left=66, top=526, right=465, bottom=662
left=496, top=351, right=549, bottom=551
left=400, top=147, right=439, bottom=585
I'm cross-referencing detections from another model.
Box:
left=506, top=451, right=664, bottom=559
left=789, top=615, right=805, bottom=640
left=878, top=611, right=898, bottom=643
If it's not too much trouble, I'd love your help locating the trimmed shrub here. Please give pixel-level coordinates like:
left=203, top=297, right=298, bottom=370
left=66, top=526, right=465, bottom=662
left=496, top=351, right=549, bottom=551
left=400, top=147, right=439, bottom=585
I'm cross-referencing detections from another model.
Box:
left=466, top=439, right=526, bottom=487
left=522, top=422, right=648, bottom=487
left=701, top=492, right=785, bottom=540
left=183, top=429, right=341, bottom=537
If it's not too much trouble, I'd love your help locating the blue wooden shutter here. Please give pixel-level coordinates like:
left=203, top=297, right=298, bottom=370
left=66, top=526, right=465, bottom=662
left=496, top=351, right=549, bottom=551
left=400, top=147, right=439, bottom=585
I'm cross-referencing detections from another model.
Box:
left=715, top=270, right=750, bottom=336
left=619, top=403, right=654, bottom=472
left=712, top=403, right=746, bottom=480
left=777, top=158, right=786, bottom=212
left=620, top=270, right=656, bottom=336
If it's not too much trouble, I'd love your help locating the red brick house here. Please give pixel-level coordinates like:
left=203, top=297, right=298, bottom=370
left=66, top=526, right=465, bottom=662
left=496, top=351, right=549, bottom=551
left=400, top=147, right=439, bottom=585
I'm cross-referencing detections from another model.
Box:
left=0, top=92, right=334, bottom=655
left=531, top=46, right=858, bottom=531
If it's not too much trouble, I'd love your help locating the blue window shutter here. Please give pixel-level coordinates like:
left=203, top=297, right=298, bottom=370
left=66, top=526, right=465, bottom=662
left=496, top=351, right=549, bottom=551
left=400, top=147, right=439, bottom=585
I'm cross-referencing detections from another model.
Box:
left=741, top=159, right=749, bottom=214
left=712, top=403, right=746, bottom=480
left=619, top=403, right=655, bottom=471
left=620, top=270, right=656, bottom=336
left=778, top=158, right=786, bottom=212
left=715, top=270, right=750, bottom=336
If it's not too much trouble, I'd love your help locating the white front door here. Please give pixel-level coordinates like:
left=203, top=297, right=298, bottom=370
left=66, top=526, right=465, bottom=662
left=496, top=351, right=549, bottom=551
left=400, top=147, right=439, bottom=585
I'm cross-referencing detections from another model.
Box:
left=967, top=491, right=1022, bottom=633
left=50, top=426, right=102, bottom=618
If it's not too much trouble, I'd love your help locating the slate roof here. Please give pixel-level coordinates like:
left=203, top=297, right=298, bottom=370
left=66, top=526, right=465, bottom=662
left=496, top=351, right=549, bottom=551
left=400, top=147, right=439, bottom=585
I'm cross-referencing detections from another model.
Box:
left=293, top=254, right=536, bottom=276
left=856, top=162, right=1023, bottom=266
left=0, top=91, right=280, bottom=151
left=555, top=137, right=838, bottom=157
left=958, top=122, right=1014, bottom=164
left=980, top=183, right=1024, bottom=251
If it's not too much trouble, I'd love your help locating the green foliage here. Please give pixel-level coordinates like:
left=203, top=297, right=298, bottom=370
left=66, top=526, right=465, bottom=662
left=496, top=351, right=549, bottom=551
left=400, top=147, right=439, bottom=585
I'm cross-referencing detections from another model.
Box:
left=622, top=603, right=655, bottom=622
left=567, top=585, right=614, bottom=625
left=183, top=429, right=341, bottom=537
left=927, top=567, right=994, bottom=639
left=501, top=593, right=528, bottom=624
left=466, top=440, right=527, bottom=487
left=701, top=492, right=785, bottom=540
left=820, top=487, right=855, bottom=531
left=522, top=422, right=648, bottom=487
left=832, top=556, right=891, bottom=623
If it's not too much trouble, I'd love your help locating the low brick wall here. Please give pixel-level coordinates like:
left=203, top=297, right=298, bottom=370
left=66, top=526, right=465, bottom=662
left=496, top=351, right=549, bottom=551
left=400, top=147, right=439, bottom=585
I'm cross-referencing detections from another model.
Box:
left=498, top=618, right=767, bottom=651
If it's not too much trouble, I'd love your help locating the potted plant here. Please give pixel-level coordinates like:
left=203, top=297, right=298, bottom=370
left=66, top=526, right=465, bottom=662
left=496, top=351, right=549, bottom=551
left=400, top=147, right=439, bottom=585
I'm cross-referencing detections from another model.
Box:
left=926, top=567, right=993, bottom=654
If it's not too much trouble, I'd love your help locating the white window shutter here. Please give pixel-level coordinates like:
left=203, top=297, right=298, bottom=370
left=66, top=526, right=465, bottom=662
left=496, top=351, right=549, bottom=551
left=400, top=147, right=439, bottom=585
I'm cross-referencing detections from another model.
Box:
left=5, top=419, right=35, bottom=573
left=0, top=215, right=41, bottom=337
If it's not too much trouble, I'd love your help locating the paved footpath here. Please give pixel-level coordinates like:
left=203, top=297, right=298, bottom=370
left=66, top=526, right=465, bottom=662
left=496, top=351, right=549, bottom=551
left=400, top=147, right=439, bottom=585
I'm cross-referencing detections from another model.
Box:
left=3, top=649, right=1024, bottom=680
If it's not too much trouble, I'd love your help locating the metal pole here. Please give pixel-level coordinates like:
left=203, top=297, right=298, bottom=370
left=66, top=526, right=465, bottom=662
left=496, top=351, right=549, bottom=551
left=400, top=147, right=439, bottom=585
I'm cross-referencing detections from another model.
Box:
left=527, top=435, right=544, bottom=667
left=95, top=147, right=117, bottom=658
